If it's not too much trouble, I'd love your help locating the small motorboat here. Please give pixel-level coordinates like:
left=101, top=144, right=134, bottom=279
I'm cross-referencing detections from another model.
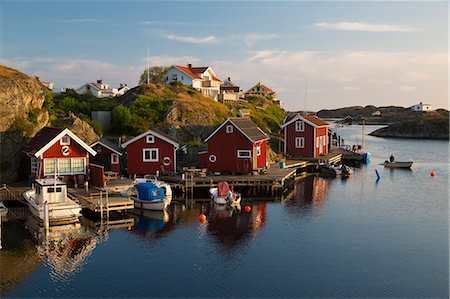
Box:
left=23, top=179, right=81, bottom=223
left=318, top=163, right=352, bottom=177
left=209, top=181, right=241, bottom=206
left=129, top=182, right=171, bottom=211
left=383, top=161, right=413, bottom=169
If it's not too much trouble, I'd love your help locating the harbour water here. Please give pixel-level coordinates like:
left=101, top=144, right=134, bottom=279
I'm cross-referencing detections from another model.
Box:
left=1, top=125, right=448, bottom=298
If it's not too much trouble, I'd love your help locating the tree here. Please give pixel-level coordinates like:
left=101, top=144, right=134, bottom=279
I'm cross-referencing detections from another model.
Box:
left=139, top=66, right=170, bottom=85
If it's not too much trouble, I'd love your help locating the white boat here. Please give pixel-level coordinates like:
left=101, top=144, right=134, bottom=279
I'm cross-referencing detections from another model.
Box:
left=383, top=161, right=413, bottom=169
left=23, top=179, right=82, bottom=222
left=135, top=175, right=173, bottom=199
left=127, top=182, right=171, bottom=211
left=209, top=181, right=241, bottom=206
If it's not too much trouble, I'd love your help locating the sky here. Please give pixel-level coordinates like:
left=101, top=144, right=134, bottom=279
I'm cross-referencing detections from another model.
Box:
left=0, top=1, right=448, bottom=111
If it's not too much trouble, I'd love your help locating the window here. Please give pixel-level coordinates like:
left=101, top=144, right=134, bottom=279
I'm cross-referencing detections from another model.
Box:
left=226, top=125, right=233, bottom=133
left=295, top=121, right=305, bottom=132
left=44, top=159, right=56, bottom=175
left=237, top=150, right=251, bottom=158
left=72, top=158, right=85, bottom=173
left=172, top=74, right=178, bottom=81
left=256, top=146, right=261, bottom=156
left=60, top=135, right=70, bottom=145
left=143, top=149, right=158, bottom=162
left=146, top=135, right=155, bottom=143
left=181, top=76, right=184, bottom=80
left=295, top=137, right=305, bottom=148
left=58, top=158, right=71, bottom=174
left=48, top=187, right=55, bottom=193
left=111, top=153, right=119, bottom=164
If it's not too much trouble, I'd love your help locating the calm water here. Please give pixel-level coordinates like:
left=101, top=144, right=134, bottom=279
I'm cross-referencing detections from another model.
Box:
left=1, top=125, right=448, bottom=298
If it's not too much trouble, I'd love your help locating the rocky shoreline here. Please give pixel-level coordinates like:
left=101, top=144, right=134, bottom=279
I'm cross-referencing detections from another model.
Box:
left=369, top=118, right=449, bottom=140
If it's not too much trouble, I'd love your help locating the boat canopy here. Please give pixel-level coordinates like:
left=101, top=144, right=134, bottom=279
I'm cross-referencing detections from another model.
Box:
left=217, top=181, right=231, bottom=197
left=135, top=182, right=165, bottom=201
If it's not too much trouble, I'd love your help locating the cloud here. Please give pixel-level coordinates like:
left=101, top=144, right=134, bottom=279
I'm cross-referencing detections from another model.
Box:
left=238, top=33, right=279, bottom=48
left=164, top=34, right=219, bottom=44
left=212, top=50, right=447, bottom=110
left=315, top=22, right=417, bottom=32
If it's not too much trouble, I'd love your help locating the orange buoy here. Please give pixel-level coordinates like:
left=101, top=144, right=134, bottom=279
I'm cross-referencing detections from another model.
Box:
left=244, top=205, right=251, bottom=213
left=430, top=170, right=436, bottom=177
left=198, top=214, right=206, bottom=223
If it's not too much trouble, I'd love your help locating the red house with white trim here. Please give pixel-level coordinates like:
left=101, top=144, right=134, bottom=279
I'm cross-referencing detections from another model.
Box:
left=90, top=138, right=123, bottom=173
left=24, top=127, right=97, bottom=186
left=281, top=115, right=329, bottom=158
left=121, top=129, right=179, bottom=176
left=199, top=118, right=269, bottom=174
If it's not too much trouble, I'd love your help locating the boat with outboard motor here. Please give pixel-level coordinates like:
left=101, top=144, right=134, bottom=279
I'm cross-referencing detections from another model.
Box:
left=383, top=161, right=413, bottom=169
left=318, top=163, right=353, bottom=177
left=209, top=181, right=241, bottom=206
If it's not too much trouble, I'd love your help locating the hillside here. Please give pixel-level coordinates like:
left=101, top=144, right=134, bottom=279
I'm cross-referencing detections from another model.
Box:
left=369, top=112, right=449, bottom=140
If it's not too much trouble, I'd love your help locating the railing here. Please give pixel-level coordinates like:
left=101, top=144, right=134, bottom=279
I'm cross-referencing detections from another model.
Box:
left=202, top=80, right=221, bottom=87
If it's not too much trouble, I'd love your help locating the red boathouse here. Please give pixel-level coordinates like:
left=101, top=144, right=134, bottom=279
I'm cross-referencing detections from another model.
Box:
left=90, top=138, right=123, bottom=174
left=24, top=127, right=97, bottom=185
left=121, top=129, right=179, bottom=176
left=199, top=118, right=269, bottom=174
left=281, top=115, right=329, bottom=158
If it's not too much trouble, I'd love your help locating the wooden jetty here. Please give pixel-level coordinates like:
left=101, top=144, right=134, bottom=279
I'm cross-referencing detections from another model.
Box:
left=68, top=189, right=133, bottom=214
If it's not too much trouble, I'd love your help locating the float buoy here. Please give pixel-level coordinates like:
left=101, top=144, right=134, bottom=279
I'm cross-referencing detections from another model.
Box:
left=244, top=206, right=251, bottom=213
left=198, top=214, right=206, bottom=223
left=430, top=170, right=436, bottom=177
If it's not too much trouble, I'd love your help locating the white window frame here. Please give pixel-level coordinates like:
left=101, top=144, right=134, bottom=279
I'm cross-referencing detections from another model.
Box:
left=226, top=125, right=233, bottom=133
left=256, top=146, right=261, bottom=156
left=60, top=135, right=70, bottom=145
left=111, top=153, right=119, bottom=164
left=237, top=150, right=251, bottom=159
left=316, top=137, right=319, bottom=148
left=146, top=135, right=155, bottom=143
left=43, top=157, right=86, bottom=176
left=295, top=137, right=304, bottom=148
left=295, top=121, right=305, bottom=132
left=143, top=148, right=159, bottom=162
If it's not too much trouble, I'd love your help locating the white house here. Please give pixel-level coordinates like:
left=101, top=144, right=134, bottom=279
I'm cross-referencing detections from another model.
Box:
left=245, top=82, right=281, bottom=107
left=411, top=102, right=433, bottom=112
left=165, top=64, right=222, bottom=100
left=218, top=77, right=242, bottom=104
left=76, top=80, right=129, bottom=98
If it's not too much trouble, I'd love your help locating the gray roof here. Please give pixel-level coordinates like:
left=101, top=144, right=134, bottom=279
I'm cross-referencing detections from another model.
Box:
left=229, top=118, right=268, bottom=142
left=92, top=138, right=123, bottom=154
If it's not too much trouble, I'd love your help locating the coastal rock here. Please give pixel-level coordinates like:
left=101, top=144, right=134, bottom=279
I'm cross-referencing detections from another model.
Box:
left=369, top=117, right=449, bottom=140
left=54, top=112, right=100, bottom=144
left=0, top=65, right=45, bottom=131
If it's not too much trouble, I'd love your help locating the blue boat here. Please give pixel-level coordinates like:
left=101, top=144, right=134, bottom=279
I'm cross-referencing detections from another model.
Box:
left=131, top=182, right=170, bottom=211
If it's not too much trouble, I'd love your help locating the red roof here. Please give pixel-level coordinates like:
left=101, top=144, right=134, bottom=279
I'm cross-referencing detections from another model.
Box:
left=174, top=65, right=222, bottom=82
left=303, top=115, right=329, bottom=127
left=258, top=83, right=273, bottom=93
left=24, top=127, right=64, bottom=155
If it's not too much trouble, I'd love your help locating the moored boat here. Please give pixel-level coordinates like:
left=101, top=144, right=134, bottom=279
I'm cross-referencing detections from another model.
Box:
left=209, top=181, right=241, bottom=206
left=383, top=161, right=413, bottom=169
left=23, top=179, right=81, bottom=223
left=318, top=163, right=352, bottom=177
left=129, top=182, right=171, bottom=211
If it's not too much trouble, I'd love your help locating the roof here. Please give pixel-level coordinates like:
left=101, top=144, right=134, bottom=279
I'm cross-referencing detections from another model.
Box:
left=281, top=114, right=329, bottom=129
left=24, top=127, right=97, bottom=157
left=204, top=118, right=269, bottom=143
left=247, top=83, right=274, bottom=93
left=174, top=65, right=222, bottom=82
left=91, top=138, right=123, bottom=155
left=121, top=129, right=180, bottom=149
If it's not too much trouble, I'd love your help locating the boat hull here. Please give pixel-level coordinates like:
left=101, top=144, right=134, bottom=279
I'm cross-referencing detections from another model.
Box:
left=131, top=197, right=171, bottom=211
left=384, top=161, right=413, bottom=168
left=209, top=188, right=241, bottom=206
left=23, top=190, right=81, bottom=222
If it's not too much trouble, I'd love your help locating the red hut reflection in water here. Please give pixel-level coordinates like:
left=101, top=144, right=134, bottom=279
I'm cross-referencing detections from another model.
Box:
left=285, top=176, right=329, bottom=216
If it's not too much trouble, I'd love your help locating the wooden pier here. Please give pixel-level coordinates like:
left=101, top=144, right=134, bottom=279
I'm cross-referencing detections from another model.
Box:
left=68, top=189, right=134, bottom=214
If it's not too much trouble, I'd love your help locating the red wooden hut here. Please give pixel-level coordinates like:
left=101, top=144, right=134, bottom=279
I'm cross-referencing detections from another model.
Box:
left=281, top=115, right=329, bottom=158
left=90, top=138, right=123, bottom=174
left=199, top=118, right=269, bottom=174
left=121, top=129, right=179, bottom=176
left=23, top=127, right=97, bottom=186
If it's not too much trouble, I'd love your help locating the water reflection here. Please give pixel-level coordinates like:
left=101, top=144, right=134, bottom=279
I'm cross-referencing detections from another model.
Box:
left=206, top=202, right=267, bottom=250
left=131, top=209, right=177, bottom=240
left=24, top=216, right=98, bottom=281
left=284, top=176, right=329, bottom=216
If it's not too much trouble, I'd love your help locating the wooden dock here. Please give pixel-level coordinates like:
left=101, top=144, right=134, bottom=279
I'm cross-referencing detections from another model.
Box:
left=68, top=189, right=134, bottom=214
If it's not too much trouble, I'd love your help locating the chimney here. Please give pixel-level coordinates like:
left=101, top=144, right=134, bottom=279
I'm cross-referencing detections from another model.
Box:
left=187, top=63, right=192, bottom=68
left=420, top=101, right=422, bottom=105
left=97, top=79, right=103, bottom=84
left=228, top=77, right=231, bottom=82
left=120, top=83, right=124, bottom=88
